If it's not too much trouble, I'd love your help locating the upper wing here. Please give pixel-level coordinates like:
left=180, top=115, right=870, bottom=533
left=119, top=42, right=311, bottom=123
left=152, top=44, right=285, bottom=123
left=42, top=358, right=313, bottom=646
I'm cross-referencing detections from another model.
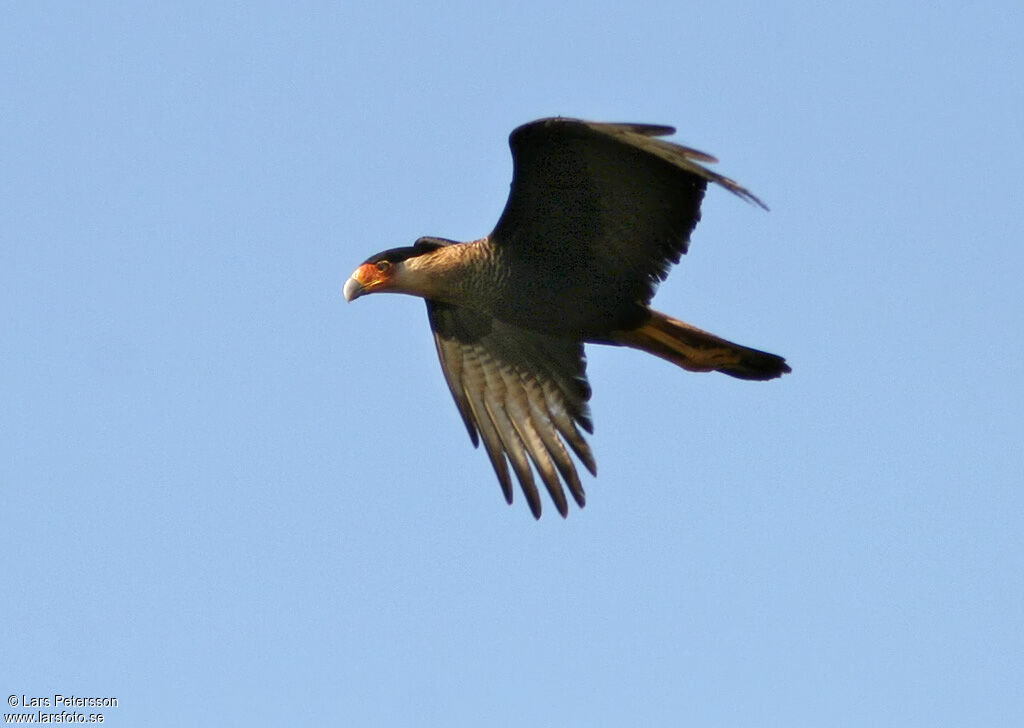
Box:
left=427, top=300, right=596, bottom=518
left=489, top=118, right=766, bottom=325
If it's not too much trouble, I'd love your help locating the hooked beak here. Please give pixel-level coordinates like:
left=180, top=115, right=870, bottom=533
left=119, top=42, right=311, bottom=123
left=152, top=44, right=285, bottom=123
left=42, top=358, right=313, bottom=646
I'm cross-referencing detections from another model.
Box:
left=343, top=262, right=384, bottom=302
left=343, top=275, right=366, bottom=302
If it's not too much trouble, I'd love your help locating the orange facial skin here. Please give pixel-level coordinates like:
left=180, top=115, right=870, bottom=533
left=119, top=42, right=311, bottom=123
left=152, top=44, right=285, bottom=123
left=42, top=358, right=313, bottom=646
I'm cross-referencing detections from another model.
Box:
left=344, top=260, right=395, bottom=301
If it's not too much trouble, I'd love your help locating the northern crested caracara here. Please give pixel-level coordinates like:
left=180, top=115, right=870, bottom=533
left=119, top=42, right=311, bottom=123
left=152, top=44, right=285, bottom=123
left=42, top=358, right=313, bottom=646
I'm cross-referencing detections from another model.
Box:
left=345, top=117, right=789, bottom=518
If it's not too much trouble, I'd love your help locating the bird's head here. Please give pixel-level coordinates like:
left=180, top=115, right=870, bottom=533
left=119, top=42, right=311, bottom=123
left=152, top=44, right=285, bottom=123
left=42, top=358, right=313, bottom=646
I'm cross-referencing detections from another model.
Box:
left=343, top=247, right=414, bottom=302
left=343, top=238, right=452, bottom=302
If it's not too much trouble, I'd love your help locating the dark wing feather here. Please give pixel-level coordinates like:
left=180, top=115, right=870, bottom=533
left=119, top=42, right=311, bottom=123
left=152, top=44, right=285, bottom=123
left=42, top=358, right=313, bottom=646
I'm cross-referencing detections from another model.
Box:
left=427, top=300, right=596, bottom=518
left=489, top=117, right=765, bottom=332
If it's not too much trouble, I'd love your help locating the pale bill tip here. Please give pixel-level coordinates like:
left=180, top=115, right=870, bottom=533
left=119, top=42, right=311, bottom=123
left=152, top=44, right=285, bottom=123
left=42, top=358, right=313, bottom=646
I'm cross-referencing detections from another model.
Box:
left=343, top=276, right=365, bottom=302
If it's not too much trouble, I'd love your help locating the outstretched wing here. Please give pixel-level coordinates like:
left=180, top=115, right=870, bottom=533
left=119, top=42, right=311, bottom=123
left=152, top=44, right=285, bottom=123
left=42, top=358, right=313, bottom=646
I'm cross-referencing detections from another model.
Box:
left=489, top=117, right=766, bottom=330
left=427, top=300, right=596, bottom=518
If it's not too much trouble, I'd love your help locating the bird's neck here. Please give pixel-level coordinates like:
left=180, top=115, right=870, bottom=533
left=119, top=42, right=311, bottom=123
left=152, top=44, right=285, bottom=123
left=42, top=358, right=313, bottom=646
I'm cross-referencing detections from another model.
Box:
left=402, top=238, right=503, bottom=307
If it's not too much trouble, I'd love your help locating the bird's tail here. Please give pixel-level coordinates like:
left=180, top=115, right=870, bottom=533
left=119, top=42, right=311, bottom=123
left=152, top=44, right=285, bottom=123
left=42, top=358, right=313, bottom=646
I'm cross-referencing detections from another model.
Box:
left=611, top=310, right=790, bottom=381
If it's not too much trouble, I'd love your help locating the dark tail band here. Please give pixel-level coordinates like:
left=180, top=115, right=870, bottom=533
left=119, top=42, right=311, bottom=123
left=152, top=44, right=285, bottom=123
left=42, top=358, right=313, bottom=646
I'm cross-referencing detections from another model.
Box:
left=611, top=310, right=790, bottom=380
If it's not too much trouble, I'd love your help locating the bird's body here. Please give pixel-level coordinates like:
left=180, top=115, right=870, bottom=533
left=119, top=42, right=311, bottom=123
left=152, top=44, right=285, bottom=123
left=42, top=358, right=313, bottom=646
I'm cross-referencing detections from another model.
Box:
left=345, top=117, right=789, bottom=518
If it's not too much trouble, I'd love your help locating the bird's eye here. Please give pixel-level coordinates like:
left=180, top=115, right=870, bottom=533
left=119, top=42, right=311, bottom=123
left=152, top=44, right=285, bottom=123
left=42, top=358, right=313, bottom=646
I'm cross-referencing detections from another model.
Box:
left=376, top=260, right=392, bottom=273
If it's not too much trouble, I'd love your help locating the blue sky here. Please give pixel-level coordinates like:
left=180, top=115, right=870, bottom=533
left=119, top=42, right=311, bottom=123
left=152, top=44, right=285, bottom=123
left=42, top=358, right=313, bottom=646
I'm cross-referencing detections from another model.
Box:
left=3, top=2, right=1022, bottom=725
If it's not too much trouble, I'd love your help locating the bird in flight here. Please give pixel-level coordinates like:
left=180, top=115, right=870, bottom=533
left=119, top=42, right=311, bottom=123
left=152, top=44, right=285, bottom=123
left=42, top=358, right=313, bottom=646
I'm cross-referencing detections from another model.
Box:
left=344, top=117, right=789, bottom=518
